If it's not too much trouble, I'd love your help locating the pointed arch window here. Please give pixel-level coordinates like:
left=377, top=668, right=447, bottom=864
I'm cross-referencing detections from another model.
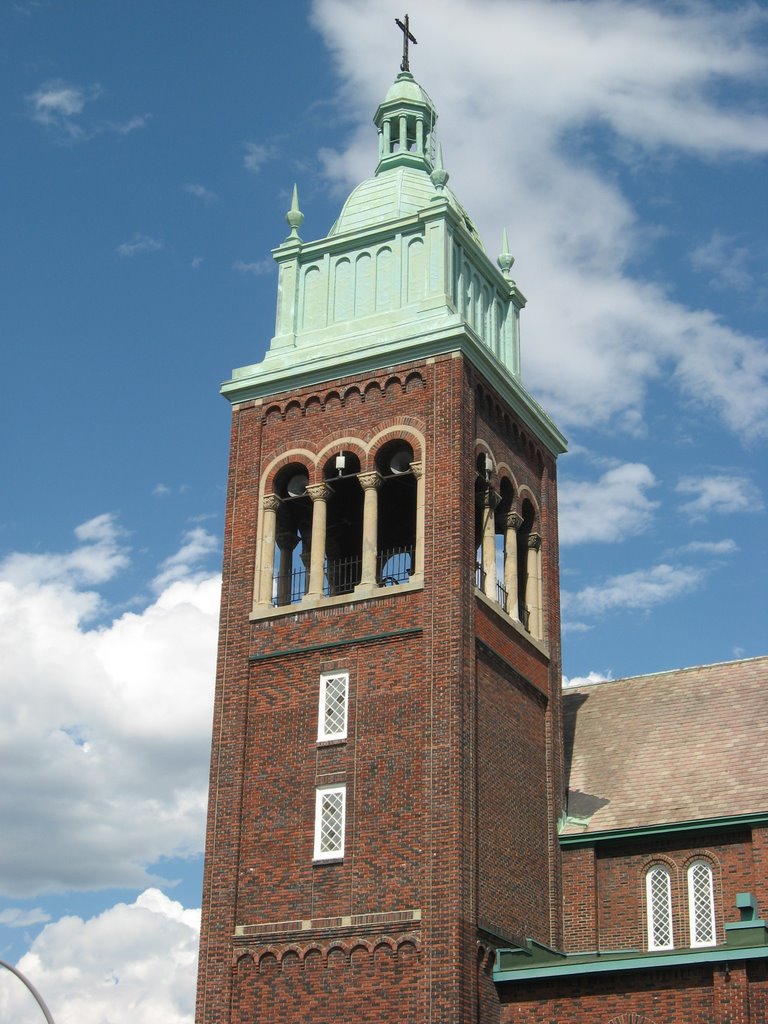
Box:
left=646, top=865, right=674, bottom=950
left=688, top=861, right=716, bottom=946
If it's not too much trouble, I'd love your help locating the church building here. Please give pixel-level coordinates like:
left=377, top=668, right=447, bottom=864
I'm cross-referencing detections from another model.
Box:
left=195, top=31, right=768, bottom=1024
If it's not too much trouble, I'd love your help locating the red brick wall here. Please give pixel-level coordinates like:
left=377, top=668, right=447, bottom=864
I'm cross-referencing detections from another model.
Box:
left=560, top=829, right=754, bottom=954
left=196, top=353, right=564, bottom=1024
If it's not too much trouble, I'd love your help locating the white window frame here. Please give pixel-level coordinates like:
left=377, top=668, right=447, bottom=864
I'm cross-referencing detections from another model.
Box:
left=313, top=784, right=346, bottom=861
left=317, top=671, right=349, bottom=742
left=688, top=860, right=716, bottom=947
left=646, top=865, right=674, bottom=950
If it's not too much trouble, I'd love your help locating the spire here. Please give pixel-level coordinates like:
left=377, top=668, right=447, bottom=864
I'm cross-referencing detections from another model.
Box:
left=284, top=183, right=304, bottom=243
left=497, top=228, right=515, bottom=278
left=430, top=143, right=449, bottom=191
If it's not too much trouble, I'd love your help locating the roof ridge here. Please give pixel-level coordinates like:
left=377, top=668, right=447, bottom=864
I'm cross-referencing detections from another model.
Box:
left=566, top=654, right=768, bottom=690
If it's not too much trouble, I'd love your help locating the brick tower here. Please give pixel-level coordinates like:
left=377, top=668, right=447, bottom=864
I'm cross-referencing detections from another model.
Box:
left=195, top=55, right=567, bottom=1024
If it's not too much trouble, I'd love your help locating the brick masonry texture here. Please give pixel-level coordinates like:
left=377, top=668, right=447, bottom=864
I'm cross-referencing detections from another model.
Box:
left=195, top=353, right=564, bottom=1024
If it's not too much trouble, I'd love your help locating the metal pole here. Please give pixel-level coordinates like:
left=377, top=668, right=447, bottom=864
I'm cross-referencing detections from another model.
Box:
left=0, top=958, right=57, bottom=1024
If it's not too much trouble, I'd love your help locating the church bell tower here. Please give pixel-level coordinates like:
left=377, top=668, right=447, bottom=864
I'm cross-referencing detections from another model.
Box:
left=196, top=34, right=567, bottom=1024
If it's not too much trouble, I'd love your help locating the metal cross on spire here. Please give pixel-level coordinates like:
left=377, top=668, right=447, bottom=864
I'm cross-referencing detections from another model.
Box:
left=395, top=14, right=417, bottom=73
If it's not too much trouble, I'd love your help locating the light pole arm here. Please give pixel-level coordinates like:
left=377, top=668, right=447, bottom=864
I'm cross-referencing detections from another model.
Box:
left=0, top=958, right=56, bottom=1023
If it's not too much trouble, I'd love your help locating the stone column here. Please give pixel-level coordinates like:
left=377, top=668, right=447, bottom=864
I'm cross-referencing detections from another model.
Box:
left=504, top=510, right=522, bottom=621
left=482, top=490, right=500, bottom=601
left=257, top=495, right=281, bottom=606
left=275, top=531, right=299, bottom=607
left=416, top=116, right=424, bottom=156
left=412, top=461, right=425, bottom=576
left=399, top=114, right=407, bottom=153
left=526, top=533, right=542, bottom=638
left=358, top=472, right=382, bottom=586
left=306, top=483, right=329, bottom=598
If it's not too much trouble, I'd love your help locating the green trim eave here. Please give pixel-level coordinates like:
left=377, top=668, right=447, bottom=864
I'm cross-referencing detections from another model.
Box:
left=493, top=940, right=768, bottom=984
left=222, top=327, right=566, bottom=457
left=559, top=811, right=768, bottom=848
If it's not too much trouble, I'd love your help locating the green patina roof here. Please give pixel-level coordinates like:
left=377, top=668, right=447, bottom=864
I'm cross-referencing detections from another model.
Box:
left=329, top=166, right=483, bottom=248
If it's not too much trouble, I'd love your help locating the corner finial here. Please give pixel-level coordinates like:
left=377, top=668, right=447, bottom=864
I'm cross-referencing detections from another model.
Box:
left=498, top=228, right=515, bottom=277
left=430, top=143, right=449, bottom=191
left=285, top=183, right=304, bottom=242
left=395, top=14, right=417, bottom=73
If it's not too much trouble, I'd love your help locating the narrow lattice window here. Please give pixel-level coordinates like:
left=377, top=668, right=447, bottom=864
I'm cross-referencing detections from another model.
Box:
left=646, top=866, right=673, bottom=950
left=688, top=861, right=716, bottom=946
left=314, top=785, right=346, bottom=860
left=318, top=672, right=349, bottom=742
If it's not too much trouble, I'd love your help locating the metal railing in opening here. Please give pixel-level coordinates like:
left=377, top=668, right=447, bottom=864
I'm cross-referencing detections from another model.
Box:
left=377, top=548, right=413, bottom=585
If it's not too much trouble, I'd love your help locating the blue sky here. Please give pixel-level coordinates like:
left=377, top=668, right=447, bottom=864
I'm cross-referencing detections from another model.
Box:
left=1, top=1, right=766, bottom=1020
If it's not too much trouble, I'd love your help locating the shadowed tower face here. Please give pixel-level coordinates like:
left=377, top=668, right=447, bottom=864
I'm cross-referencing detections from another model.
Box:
left=195, top=30, right=567, bottom=1024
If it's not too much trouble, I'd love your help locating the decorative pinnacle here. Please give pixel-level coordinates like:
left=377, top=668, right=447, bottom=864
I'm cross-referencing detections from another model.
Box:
left=497, top=227, right=515, bottom=277
left=285, top=183, right=304, bottom=242
left=430, top=143, right=449, bottom=191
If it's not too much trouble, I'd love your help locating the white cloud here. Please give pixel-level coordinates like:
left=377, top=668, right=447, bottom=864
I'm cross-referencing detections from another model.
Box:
left=26, top=80, right=148, bottom=141
left=690, top=232, right=756, bottom=293
left=233, top=258, right=273, bottom=276
left=563, top=670, right=612, bottom=688
left=676, top=474, right=763, bottom=519
left=310, top=0, right=768, bottom=439
left=562, top=563, right=704, bottom=617
left=0, top=890, right=199, bottom=1024
left=0, top=907, right=50, bottom=927
left=116, top=234, right=164, bottom=257
left=0, top=520, right=219, bottom=896
left=243, top=141, right=276, bottom=172
left=682, top=538, right=738, bottom=556
left=183, top=182, right=219, bottom=204
left=558, top=462, right=658, bottom=545
left=152, top=527, right=219, bottom=590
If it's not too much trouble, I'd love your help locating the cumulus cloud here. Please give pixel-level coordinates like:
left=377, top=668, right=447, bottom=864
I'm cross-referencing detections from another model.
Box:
left=563, top=670, right=613, bottom=688
left=116, top=234, right=164, bottom=257
left=310, top=0, right=768, bottom=439
left=562, top=563, right=704, bottom=617
left=152, top=527, right=219, bottom=590
left=682, top=538, right=739, bottom=556
left=0, top=890, right=199, bottom=1024
left=676, top=473, right=763, bottom=520
left=558, top=462, right=658, bottom=545
left=0, top=519, right=219, bottom=896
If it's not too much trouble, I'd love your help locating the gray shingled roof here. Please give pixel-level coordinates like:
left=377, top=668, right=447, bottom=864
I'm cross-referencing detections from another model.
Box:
left=561, top=656, right=768, bottom=835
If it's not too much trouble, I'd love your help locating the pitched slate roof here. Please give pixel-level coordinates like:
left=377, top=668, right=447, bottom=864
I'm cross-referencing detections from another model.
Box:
left=561, top=656, right=768, bottom=835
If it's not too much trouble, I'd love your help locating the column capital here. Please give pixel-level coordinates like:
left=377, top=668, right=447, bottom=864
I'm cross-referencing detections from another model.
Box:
left=506, top=510, right=523, bottom=531
left=358, top=471, right=383, bottom=491
left=410, top=460, right=424, bottom=480
left=527, top=532, right=542, bottom=551
left=306, top=482, right=330, bottom=503
left=263, top=493, right=281, bottom=513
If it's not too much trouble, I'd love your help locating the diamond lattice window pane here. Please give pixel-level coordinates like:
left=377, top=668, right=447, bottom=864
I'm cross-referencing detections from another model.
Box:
left=318, top=789, right=345, bottom=855
left=648, top=867, right=673, bottom=949
left=690, top=862, right=715, bottom=945
left=323, top=674, right=347, bottom=738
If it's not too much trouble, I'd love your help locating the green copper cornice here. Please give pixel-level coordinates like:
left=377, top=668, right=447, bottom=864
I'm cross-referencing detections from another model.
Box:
left=559, top=811, right=768, bottom=847
left=224, top=69, right=567, bottom=458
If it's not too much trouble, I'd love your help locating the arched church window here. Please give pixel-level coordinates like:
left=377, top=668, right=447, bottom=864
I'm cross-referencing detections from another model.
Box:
left=375, top=440, right=416, bottom=584
left=474, top=452, right=494, bottom=591
left=323, top=451, right=363, bottom=596
left=688, top=860, right=716, bottom=947
left=494, top=477, right=513, bottom=610
left=273, top=463, right=313, bottom=606
left=517, top=499, right=541, bottom=634
left=646, top=865, right=674, bottom=950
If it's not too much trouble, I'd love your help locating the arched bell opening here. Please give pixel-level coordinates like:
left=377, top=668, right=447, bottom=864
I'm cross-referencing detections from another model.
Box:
left=375, top=440, right=416, bottom=585
left=323, top=451, right=363, bottom=596
left=517, top=499, right=538, bottom=633
left=474, top=452, right=494, bottom=591
left=494, top=477, right=514, bottom=610
left=273, top=463, right=313, bottom=606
